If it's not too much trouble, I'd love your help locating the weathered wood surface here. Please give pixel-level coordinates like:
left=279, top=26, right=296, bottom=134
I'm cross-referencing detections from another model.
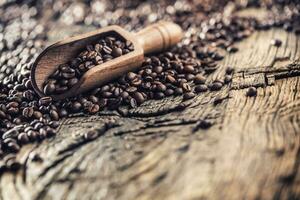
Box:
left=1, top=15, right=300, bottom=200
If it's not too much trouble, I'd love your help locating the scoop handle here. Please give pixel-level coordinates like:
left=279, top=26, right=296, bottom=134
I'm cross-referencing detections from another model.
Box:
left=136, top=21, right=183, bottom=54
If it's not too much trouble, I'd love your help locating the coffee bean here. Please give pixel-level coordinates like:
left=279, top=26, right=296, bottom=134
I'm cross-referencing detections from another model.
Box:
left=184, top=65, right=195, bottom=73
left=246, top=87, right=257, bottom=97
left=71, top=102, right=82, bottom=112
left=112, top=47, right=123, bottom=57
left=132, top=92, right=145, bottom=104
left=27, top=130, right=38, bottom=141
left=44, top=83, right=55, bottom=95
left=181, top=83, right=191, bottom=92
left=154, top=92, right=165, bottom=99
left=33, top=111, right=43, bottom=119
left=227, top=46, right=238, bottom=53
left=68, top=78, right=78, bottom=87
left=166, top=75, right=176, bottom=83
left=194, top=74, right=206, bottom=84
left=210, top=82, right=223, bottom=91
left=39, top=96, right=52, bottom=106
left=49, top=121, right=59, bottom=128
left=129, top=98, right=137, bottom=108
left=84, top=130, right=98, bottom=140
left=50, top=110, right=59, bottom=121
left=165, top=89, right=174, bottom=96
left=174, top=88, right=183, bottom=95
left=59, top=108, right=68, bottom=118
left=126, top=72, right=136, bottom=81
left=224, top=75, right=232, bottom=84
left=17, top=132, right=29, bottom=144
left=156, top=83, right=167, bottom=92
left=225, top=66, right=234, bottom=74
left=87, top=104, right=99, bottom=114
left=0, top=110, right=6, bottom=119
left=271, top=39, right=282, bottom=47
left=183, top=92, right=195, bottom=100
left=46, top=128, right=56, bottom=137
left=195, top=84, right=208, bottom=93
left=2, top=129, right=18, bottom=139
left=7, top=142, right=20, bottom=152
left=22, top=107, right=34, bottom=118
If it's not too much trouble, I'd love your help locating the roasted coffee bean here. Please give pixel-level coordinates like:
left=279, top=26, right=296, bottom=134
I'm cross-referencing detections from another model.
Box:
left=132, top=92, right=145, bottom=104
left=50, top=110, right=59, bottom=121
left=194, top=74, right=206, bottom=84
left=165, top=89, right=174, bottom=96
left=43, top=83, right=55, bottom=95
left=166, top=75, right=176, bottom=83
left=227, top=46, right=238, bottom=53
left=224, top=75, right=232, bottom=84
left=271, top=39, right=282, bottom=47
left=225, top=66, right=234, bottom=74
left=49, top=121, right=59, bottom=128
left=112, top=47, right=123, bottom=57
left=246, top=87, right=257, bottom=97
left=23, top=90, right=35, bottom=101
left=7, top=142, right=20, bottom=152
left=71, top=102, right=82, bottom=112
left=59, top=108, right=68, bottom=118
left=154, top=92, right=165, bottom=99
left=210, top=82, right=223, bottom=91
left=195, top=85, right=208, bottom=93
left=22, top=107, right=34, bottom=118
left=27, top=130, right=38, bottom=141
left=0, top=110, right=6, bottom=119
left=68, top=78, right=78, bottom=87
left=181, top=83, right=191, bottom=92
left=184, top=65, right=195, bottom=73
left=17, top=132, right=29, bottom=144
left=84, top=130, right=98, bottom=140
left=129, top=98, right=137, bottom=108
left=156, top=83, right=167, bottom=92
left=33, top=111, right=43, bottom=119
left=39, top=96, right=52, bottom=106
left=87, top=104, right=100, bottom=114
left=183, top=92, right=196, bottom=100
left=174, top=88, right=183, bottom=95
left=2, top=129, right=18, bottom=139
left=39, top=129, right=47, bottom=139
left=46, top=128, right=56, bottom=137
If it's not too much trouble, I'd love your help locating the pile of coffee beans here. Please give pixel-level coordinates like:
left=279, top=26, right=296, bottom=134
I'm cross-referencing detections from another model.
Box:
left=43, top=36, right=134, bottom=95
left=0, top=0, right=299, bottom=172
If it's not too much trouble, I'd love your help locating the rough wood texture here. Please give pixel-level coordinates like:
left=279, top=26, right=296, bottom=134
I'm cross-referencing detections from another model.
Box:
left=2, top=15, right=300, bottom=200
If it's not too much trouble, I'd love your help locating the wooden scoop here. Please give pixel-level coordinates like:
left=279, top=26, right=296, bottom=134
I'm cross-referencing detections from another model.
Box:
left=31, top=21, right=183, bottom=100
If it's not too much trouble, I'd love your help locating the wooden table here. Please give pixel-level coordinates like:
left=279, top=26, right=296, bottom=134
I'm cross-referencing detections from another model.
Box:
left=1, top=9, right=300, bottom=200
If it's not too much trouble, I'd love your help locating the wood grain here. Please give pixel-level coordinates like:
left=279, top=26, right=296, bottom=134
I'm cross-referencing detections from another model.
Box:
left=2, top=13, right=300, bottom=200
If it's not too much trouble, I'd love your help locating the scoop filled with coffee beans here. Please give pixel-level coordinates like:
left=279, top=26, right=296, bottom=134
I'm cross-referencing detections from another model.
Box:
left=31, top=21, right=183, bottom=100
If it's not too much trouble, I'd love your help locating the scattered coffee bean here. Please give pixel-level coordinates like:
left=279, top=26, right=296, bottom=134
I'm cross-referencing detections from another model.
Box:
left=246, top=87, right=257, bottom=97
left=84, top=130, right=98, bottom=140
left=210, top=82, right=223, bottom=91
left=224, top=75, right=232, bottom=84
left=194, top=74, right=206, bottom=84
left=183, top=92, right=195, bottom=100
left=271, top=39, right=282, bottom=47
left=195, top=85, right=208, bottom=93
